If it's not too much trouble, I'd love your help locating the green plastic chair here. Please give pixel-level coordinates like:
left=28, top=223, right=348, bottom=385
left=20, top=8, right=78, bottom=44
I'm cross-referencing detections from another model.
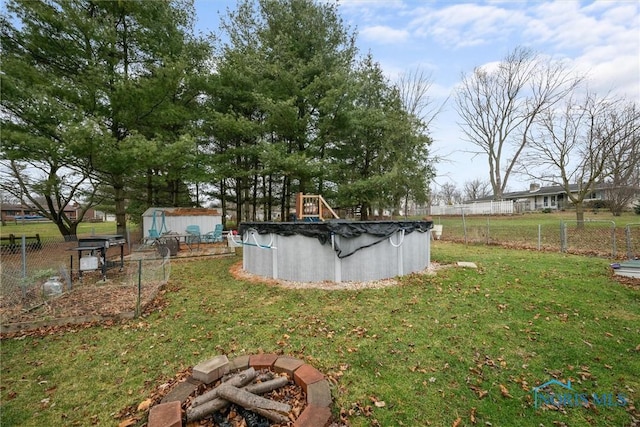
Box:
left=185, top=225, right=201, bottom=246
left=202, top=224, right=224, bottom=243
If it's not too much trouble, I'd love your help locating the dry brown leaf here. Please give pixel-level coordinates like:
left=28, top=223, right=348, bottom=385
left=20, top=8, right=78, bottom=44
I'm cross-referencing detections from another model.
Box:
left=499, top=384, right=512, bottom=398
left=452, top=416, right=462, bottom=427
left=374, top=401, right=386, bottom=408
left=470, top=407, right=477, bottom=424
left=118, top=419, right=137, bottom=427
left=137, top=398, right=152, bottom=412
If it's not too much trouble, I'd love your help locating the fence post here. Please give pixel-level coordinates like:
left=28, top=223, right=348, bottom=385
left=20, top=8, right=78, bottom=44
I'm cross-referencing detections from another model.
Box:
left=560, top=221, right=567, bottom=253
left=486, top=218, right=490, bottom=244
left=163, top=254, right=167, bottom=281
left=610, top=221, right=617, bottom=258
left=21, top=235, right=27, bottom=298
left=136, top=259, right=142, bottom=318
left=461, top=207, right=467, bottom=244
left=538, top=224, right=541, bottom=251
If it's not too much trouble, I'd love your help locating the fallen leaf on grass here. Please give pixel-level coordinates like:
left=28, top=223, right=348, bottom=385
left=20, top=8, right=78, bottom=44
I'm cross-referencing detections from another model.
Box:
left=470, top=407, right=477, bottom=424
left=137, top=398, right=152, bottom=412
left=469, top=384, right=489, bottom=399
left=452, top=417, right=462, bottom=427
left=118, top=419, right=137, bottom=427
left=499, top=384, right=512, bottom=398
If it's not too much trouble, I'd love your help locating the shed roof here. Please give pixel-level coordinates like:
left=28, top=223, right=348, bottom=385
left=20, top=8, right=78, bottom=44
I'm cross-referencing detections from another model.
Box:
left=141, top=207, right=220, bottom=217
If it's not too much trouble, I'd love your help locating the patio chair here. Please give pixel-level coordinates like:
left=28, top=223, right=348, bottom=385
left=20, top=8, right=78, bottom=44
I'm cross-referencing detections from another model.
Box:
left=143, top=228, right=161, bottom=246
left=185, top=225, right=202, bottom=248
left=202, top=224, right=224, bottom=243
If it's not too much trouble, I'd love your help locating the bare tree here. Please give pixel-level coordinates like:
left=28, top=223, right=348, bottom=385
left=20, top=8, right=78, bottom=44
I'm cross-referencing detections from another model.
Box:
left=601, top=102, right=640, bottom=215
left=438, top=182, right=462, bottom=205
left=463, top=178, right=492, bottom=201
left=397, top=67, right=446, bottom=131
left=455, top=46, right=582, bottom=200
left=521, top=93, right=631, bottom=224
left=0, top=159, right=102, bottom=240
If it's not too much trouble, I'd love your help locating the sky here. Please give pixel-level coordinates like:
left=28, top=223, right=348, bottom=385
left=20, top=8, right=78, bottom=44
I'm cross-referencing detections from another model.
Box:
left=193, top=0, right=640, bottom=193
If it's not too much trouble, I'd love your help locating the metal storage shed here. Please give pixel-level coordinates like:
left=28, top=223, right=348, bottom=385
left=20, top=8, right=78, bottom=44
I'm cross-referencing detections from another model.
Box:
left=141, top=207, right=222, bottom=239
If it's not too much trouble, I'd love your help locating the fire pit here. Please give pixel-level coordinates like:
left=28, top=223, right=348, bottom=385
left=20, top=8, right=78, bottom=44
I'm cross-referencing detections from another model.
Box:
left=143, top=353, right=334, bottom=427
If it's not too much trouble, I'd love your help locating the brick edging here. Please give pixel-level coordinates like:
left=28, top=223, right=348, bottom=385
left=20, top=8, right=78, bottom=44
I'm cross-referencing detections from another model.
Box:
left=148, top=353, right=333, bottom=427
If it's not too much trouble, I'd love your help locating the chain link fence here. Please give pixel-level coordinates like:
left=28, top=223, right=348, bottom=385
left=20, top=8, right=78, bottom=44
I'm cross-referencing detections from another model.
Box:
left=0, top=235, right=171, bottom=332
left=625, top=223, right=640, bottom=259
left=433, top=217, right=640, bottom=259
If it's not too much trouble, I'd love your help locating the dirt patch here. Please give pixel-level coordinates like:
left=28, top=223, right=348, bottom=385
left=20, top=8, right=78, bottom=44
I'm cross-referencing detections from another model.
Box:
left=0, top=268, right=165, bottom=334
left=611, top=272, right=640, bottom=289
left=229, top=260, right=443, bottom=290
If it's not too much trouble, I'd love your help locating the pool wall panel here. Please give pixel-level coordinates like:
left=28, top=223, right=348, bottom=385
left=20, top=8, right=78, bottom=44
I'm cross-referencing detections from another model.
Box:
left=241, top=222, right=432, bottom=283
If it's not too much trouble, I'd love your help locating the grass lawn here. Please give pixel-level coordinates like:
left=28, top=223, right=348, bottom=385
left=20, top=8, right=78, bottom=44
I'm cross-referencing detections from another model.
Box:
left=431, top=210, right=640, bottom=227
left=1, top=242, right=638, bottom=426
left=0, top=221, right=122, bottom=240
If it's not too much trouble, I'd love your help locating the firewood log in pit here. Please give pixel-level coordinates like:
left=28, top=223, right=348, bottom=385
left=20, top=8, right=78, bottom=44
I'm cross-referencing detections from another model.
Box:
left=186, top=368, right=298, bottom=425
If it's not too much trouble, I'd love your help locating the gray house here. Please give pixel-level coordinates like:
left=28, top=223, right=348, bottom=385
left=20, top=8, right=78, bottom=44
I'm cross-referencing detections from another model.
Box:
left=472, top=183, right=610, bottom=212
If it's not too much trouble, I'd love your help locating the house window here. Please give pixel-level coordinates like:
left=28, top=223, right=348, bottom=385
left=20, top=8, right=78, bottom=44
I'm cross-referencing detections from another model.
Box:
left=544, top=196, right=548, bottom=207
left=551, top=195, right=556, bottom=207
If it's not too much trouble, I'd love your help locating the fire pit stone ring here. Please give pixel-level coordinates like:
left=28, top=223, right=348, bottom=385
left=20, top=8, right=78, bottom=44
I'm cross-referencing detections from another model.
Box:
left=147, top=353, right=333, bottom=427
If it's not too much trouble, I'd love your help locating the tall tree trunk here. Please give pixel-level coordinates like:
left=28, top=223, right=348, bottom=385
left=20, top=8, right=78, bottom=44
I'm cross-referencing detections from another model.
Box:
left=360, top=202, right=369, bottom=221
left=280, top=176, right=289, bottom=221
left=146, top=169, right=153, bottom=206
left=220, top=179, right=227, bottom=228
left=243, top=176, right=250, bottom=221
left=54, top=219, right=76, bottom=242
left=235, top=178, right=242, bottom=224
left=575, top=202, right=585, bottom=229
left=114, top=176, right=127, bottom=236
left=252, top=173, right=258, bottom=220
left=267, top=175, right=273, bottom=221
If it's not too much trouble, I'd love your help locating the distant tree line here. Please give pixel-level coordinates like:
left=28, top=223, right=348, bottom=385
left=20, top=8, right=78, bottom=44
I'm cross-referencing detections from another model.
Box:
left=0, top=0, right=434, bottom=239
left=2, top=1, right=637, bottom=239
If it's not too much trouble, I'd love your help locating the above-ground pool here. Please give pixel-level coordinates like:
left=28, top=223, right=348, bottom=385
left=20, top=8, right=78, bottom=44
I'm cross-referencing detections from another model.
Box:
left=237, top=220, right=433, bottom=283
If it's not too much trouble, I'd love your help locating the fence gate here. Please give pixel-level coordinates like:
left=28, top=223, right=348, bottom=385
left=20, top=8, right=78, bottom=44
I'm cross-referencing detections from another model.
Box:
left=561, top=220, right=617, bottom=257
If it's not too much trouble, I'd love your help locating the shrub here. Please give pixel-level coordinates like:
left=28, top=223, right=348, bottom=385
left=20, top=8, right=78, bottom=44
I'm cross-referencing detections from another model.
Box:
left=585, top=199, right=611, bottom=210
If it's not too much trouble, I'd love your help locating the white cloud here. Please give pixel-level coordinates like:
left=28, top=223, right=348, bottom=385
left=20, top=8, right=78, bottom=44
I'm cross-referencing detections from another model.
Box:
left=360, top=25, right=409, bottom=44
left=336, top=0, right=408, bottom=25
left=408, top=3, right=528, bottom=49
left=524, top=1, right=639, bottom=101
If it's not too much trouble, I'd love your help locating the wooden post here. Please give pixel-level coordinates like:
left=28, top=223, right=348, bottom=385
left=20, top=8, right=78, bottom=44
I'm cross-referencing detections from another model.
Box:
left=295, top=192, right=303, bottom=221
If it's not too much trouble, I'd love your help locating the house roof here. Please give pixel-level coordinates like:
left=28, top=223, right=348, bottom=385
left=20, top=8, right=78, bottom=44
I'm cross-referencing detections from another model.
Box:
left=0, top=204, right=34, bottom=212
left=470, top=183, right=600, bottom=202
left=141, top=207, right=221, bottom=217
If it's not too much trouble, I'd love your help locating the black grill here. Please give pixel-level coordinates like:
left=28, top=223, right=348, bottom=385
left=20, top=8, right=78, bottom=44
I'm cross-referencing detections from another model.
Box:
left=78, top=234, right=126, bottom=248
left=70, top=235, right=126, bottom=280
